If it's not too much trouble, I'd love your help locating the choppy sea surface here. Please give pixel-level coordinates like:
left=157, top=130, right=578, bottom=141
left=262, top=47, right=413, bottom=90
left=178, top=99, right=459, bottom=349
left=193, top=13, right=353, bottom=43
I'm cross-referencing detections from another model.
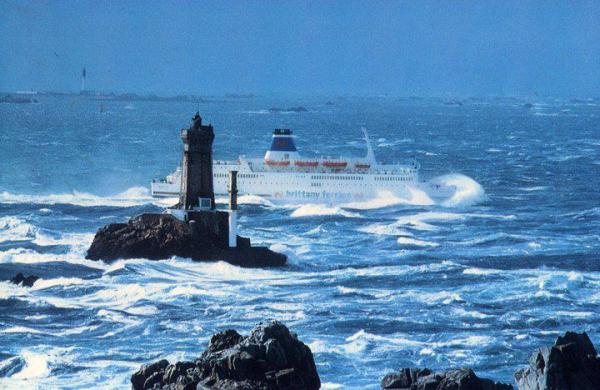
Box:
left=0, top=96, right=599, bottom=389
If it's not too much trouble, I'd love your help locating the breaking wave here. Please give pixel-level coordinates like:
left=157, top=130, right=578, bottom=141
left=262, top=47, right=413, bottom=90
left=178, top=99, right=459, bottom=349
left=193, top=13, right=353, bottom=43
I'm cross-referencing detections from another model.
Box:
left=290, top=204, right=361, bottom=218
left=0, top=216, right=37, bottom=243
left=342, top=188, right=434, bottom=210
left=397, top=237, right=439, bottom=247
left=428, top=174, right=487, bottom=207
left=0, top=187, right=156, bottom=207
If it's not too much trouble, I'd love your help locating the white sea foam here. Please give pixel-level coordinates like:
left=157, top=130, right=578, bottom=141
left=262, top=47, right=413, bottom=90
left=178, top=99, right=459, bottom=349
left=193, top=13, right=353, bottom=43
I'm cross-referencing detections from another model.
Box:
left=342, top=188, right=434, bottom=210
left=413, top=290, right=465, bottom=305
left=345, top=330, right=423, bottom=351
left=241, top=109, right=270, bottom=114
left=268, top=243, right=300, bottom=264
left=428, top=174, right=487, bottom=207
left=10, top=351, right=50, bottom=379
left=452, top=307, right=491, bottom=319
left=32, top=232, right=96, bottom=247
left=0, top=248, right=106, bottom=270
left=463, top=267, right=500, bottom=276
left=0, top=186, right=155, bottom=207
left=307, top=339, right=331, bottom=354
left=1, top=326, right=45, bottom=335
left=290, top=204, right=361, bottom=218
left=395, top=211, right=465, bottom=231
left=31, top=277, right=88, bottom=290
left=238, top=194, right=275, bottom=206
left=305, top=225, right=324, bottom=235
left=0, top=216, right=37, bottom=243
left=0, top=216, right=95, bottom=249
left=520, top=186, right=548, bottom=192
left=358, top=222, right=413, bottom=236
left=554, top=310, right=594, bottom=318
left=397, top=237, right=439, bottom=247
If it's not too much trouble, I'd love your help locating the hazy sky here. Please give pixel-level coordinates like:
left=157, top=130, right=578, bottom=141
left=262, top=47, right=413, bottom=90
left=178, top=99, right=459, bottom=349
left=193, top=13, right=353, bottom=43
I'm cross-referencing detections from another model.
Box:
left=1, top=1, right=599, bottom=96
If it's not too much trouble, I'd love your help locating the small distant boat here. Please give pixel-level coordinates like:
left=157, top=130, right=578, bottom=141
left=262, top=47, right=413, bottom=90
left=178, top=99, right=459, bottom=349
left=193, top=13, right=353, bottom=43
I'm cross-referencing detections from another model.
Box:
left=355, top=163, right=370, bottom=169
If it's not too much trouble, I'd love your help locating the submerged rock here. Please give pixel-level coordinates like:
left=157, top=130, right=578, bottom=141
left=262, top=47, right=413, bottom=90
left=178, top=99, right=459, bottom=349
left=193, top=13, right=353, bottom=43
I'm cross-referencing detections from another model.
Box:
left=130, top=321, right=320, bottom=390
left=514, top=331, right=600, bottom=390
left=9, top=273, right=39, bottom=287
left=381, top=368, right=512, bottom=390
left=86, top=213, right=286, bottom=268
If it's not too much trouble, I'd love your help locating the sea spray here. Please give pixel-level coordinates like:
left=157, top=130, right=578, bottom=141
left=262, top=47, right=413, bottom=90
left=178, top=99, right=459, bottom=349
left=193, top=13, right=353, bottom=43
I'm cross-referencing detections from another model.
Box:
left=428, top=173, right=487, bottom=207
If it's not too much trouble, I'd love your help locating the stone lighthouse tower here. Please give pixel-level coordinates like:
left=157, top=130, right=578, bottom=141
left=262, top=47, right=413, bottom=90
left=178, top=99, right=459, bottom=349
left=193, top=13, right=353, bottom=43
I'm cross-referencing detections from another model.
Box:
left=179, top=112, right=215, bottom=210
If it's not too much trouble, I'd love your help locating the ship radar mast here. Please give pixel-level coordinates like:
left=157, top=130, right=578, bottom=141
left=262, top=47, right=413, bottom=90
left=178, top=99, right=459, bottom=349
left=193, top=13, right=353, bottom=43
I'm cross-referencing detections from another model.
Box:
left=361, top=127, right=377, bottom=165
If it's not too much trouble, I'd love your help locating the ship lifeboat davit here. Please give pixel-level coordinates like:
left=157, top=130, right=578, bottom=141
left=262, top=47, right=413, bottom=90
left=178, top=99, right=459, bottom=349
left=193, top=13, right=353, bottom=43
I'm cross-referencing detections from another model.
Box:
left=294, top=160, right=319, bottom=167
left=355, top=163, right=370, bottom=169
left=323, top=160, right=348, bottom=169
left=265, top=159, right=291, bottom=167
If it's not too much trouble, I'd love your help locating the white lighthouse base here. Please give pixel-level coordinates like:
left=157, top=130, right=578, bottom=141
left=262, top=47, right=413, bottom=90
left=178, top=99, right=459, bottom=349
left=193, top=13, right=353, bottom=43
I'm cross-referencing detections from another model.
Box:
left=228, top=210, right=237, bottom=247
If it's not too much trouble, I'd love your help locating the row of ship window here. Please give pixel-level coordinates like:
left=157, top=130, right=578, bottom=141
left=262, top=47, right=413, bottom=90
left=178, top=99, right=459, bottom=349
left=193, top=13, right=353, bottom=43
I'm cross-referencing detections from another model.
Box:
left=375, top=176, right=411, bottom=181
left=215, top=173, right=261, bottom=178
left=310, top=175, right=364, bottom=181
left=215, top=173, right=410, bottom=182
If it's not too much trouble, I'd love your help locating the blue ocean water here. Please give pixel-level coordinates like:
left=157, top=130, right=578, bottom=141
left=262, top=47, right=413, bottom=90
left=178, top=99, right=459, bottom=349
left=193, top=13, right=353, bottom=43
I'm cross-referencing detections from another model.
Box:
left=0, top=96, right=599, bottom=389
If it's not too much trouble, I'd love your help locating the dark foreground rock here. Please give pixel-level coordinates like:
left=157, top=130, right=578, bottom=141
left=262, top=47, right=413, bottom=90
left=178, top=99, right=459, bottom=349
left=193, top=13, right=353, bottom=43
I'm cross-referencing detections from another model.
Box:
left=86, top=213, right=286, bottom=268
left=131, top=321, right=320, bottom=390
left=381, top=368, right=513, bottom=389
left=514, top=331, right=600, bottom=390
left=9, top=273, right=39, bottom=287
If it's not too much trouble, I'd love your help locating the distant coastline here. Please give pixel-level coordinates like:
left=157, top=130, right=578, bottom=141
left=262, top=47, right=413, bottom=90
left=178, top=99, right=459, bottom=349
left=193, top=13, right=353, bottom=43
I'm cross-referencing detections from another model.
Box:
left=0, top=90, right=257, bottom=103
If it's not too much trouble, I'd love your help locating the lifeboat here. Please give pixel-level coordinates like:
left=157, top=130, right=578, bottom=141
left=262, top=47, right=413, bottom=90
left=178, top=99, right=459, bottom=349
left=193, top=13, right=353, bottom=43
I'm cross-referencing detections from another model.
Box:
left=294, top=160, right=319, bottom=167
left=323, top=160, right=347, bottom=169
left=355, top=163, right=370, bottom=169
left=265, top=159, right=291, bottom=167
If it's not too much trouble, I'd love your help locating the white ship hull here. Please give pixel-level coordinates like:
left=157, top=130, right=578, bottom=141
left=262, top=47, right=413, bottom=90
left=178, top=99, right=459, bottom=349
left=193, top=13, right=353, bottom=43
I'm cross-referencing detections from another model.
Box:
left=151, top=128, right=457, bottom=204
left=151, top=160, right=455, bottom=203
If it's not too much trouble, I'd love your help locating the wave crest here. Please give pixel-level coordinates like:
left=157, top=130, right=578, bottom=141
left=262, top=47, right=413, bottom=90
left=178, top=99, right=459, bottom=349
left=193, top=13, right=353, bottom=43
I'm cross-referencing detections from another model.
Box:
left=428, top=174, right=487, bottom=207
left=0, top=186, right=155, bottom=207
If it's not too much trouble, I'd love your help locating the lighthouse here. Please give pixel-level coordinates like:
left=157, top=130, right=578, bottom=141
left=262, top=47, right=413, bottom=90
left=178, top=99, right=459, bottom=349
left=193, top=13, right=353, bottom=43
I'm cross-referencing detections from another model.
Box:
left=80, top=67, right=86, bottom=94
left=179, top=112, right=215, bottom=210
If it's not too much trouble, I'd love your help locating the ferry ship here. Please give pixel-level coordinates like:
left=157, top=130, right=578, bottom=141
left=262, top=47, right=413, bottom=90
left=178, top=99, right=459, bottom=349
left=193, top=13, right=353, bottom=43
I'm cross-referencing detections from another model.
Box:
left=151, top=128, right=456, bottom=203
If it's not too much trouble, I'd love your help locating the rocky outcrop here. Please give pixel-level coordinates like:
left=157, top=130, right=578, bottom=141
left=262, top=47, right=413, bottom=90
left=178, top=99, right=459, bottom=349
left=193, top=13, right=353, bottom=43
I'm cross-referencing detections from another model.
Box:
left=130, top=321, right=320, bottom=390
left=0, top=94, right=38, bottom=104
left=514, top=331, right=600, bottom=390
left=268, top=106, right=307, bottom=113
left=381, top=368, right=512, bottom=389
left=9, top=273, right=39, bottom=287
left=86, top=213, right=286, bottom=268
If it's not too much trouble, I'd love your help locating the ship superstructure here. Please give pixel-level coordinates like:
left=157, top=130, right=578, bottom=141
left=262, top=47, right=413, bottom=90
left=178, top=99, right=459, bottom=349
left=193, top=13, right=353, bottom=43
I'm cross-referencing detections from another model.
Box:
left=151, top=128, right=454, bottom=203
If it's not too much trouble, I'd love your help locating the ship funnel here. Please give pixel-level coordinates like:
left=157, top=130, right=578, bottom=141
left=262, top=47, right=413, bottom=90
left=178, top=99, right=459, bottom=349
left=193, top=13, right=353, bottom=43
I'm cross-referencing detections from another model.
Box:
left=265, top=128, right=300, bottom=162
left=269, top=129, right=297, bottom=152
left=361, top=127, right=377, bottom=165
